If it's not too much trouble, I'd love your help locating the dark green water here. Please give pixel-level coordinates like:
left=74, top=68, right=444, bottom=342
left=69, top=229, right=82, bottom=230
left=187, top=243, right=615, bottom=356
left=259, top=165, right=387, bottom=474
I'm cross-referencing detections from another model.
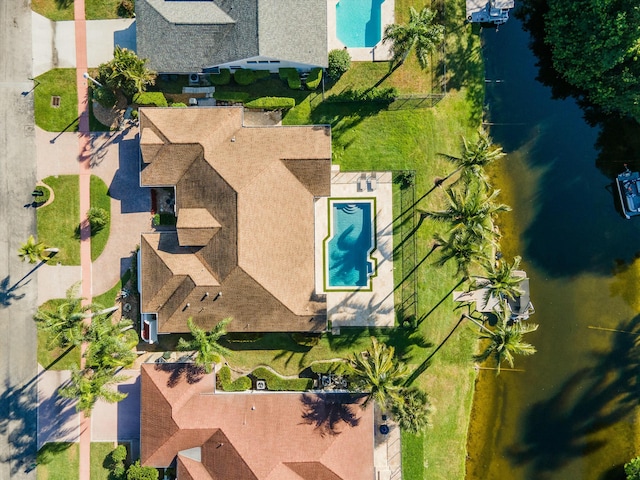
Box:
left=466, top=18, right=640, bottom=480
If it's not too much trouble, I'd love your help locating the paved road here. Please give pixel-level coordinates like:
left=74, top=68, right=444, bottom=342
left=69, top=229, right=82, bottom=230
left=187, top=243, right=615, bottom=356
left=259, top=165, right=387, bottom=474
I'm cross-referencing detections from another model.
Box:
left=0, top=0, right=39, bottom=477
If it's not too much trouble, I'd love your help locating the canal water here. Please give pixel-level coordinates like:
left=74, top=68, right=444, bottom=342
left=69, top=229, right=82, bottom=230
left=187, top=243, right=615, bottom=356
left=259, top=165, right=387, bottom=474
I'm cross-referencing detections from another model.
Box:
left=466, top=16, right=640, bottom=480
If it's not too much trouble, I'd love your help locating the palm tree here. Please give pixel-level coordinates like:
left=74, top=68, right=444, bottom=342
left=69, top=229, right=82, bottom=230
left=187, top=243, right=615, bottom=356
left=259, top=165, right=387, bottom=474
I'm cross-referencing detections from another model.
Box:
left=98, top=46, right=156, bottom=97
left=468, top=306, right=538, bottom=374
left=84, top=315, right=136, bottom=370
left=433, top=231, right=490, bottom=279
left=348, top=337, right=408, bottom=408
left=177, top=317, right=232, bottom=373
left=382, top=6, right=445, bottom=70
left=17, top=235, right=48, bottom=264
left=421, top=186, right=510, bottom=244
left=474, top=256, right=525, bottom=304
left=58, top=366, right=129, bottom=415
left=391, top=387, right=433, bottom=434
left=440, top=130, right=506, bottom=189
left=34, top=283, right=91, bottom=349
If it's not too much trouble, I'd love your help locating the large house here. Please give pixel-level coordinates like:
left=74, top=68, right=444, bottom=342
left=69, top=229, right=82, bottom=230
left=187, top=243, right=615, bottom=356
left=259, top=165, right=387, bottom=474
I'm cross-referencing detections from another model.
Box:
left=140, top=363, right=374, bottom=479
left=137, top=107, right=332, bottom=342
left=136, top=0, right=328, bottom=74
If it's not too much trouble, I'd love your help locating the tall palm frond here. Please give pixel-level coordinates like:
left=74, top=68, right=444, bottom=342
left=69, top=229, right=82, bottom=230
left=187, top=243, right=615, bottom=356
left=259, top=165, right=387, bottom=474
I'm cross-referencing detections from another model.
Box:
left=433, top=231, right=490, bottom=279
left=475, top=256, right=525, bottom=303
left=177, top=317, right=232, bottom=373
left=58, top=366, right=129, bottom=415
left=18, top=235, right=47, bottom=264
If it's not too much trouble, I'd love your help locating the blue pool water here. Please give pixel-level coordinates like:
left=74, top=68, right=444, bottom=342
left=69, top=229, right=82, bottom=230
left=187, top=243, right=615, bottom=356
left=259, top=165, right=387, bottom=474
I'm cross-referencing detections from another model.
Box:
left=336, top=0, right=384, bottom=48
left=326, top=201, right=375, bottom=289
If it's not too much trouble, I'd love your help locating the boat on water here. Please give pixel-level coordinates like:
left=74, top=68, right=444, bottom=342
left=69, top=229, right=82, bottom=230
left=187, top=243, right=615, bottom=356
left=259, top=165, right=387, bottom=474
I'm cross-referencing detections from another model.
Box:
left=616, top=165, right=640, bottom=219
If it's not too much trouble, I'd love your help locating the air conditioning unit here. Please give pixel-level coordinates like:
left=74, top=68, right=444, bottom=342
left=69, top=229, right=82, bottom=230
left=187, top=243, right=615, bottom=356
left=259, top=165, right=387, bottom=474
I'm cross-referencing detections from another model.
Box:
left=188, top=73, right=200, bottom=85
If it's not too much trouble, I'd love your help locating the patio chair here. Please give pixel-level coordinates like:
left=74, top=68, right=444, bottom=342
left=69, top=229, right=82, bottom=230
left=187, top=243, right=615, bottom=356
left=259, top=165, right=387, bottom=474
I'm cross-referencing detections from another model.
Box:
left=367, top=172, right=377, bottom=191
left=357, top=173, right=366, bottom=192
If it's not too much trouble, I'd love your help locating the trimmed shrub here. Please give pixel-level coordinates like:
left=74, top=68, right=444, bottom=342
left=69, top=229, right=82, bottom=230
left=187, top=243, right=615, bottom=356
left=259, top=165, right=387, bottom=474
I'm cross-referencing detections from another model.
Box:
left=279, top=68, right=301, bottom=89
left=130, top=109, right=138, bottom=120
left=213, top=91, right=251, bottom=103
left=279, top=68, right=296, bottom=81
left=251, top=366, right=313, bottom=391
left=326, top=87, right=398, bottom=104
left=126, top=460, right=158, bottom=480
left=233, top=69, right=256, bottom=86
left=244, top=97, right=295, bottom=110
left=87, top=207, right=109, bottom=234
left=117, top=0, right=135, bottom=18
left=92, top=86, right=117, bottom=108
left=209, top=69, right=231, bottom=86
left=152, top=213, right=176, bottom=226
left=310, top=361, right=350, bottom=376
left=305, top=68, right=322, bottom=90
left=328, top=48, right=351, bottom=79
left=33, top=185, right=50, bottom=204
left=170, top=102, right=187, bottom=108
left=217, top=366, right=251, bottom=392
left=132, top=92, right=168, bottom=107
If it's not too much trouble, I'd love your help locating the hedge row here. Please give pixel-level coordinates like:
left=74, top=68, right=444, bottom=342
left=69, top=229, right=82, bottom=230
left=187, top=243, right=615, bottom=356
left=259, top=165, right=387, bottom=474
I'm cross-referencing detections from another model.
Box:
left=209, top=69, right=231, bottom=86
left=305, top=68, right=322, bottom=90
left=326, top=86, right=398, bottom=103
left=252, top=367, right=313, bottom=391
left=279, top=68, right=301, bottom=89
left=233, top=69, right=270, bottom=86
left=217, top=366, right=252, bottom=392
left=133, top=92, right=168, bottom=107
left=245, top=96, right=295, bottom=110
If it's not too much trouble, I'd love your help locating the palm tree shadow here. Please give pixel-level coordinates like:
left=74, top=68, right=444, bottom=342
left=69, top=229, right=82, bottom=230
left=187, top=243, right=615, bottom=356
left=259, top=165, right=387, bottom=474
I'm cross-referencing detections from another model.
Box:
left=505, top=315, right=640, bottom=477
left=0, top=275, right=28, bottom=308
left=299, top=393, right=364, bottom=437
left=154, top=362, right=205, bottom=388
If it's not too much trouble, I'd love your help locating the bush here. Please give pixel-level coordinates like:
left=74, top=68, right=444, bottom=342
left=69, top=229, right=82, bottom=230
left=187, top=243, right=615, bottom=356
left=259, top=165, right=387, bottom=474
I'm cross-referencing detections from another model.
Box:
left=328, top=48, right=351, bottom=79
left=244, top=97, right=295, bottom=110
left=87, top=207, right=109, bottom=234
left=251, top=366, right=313, bottom=391
left=170, top=102, right=187, bottom=108
left=126, top=460, right=158, bottom=480
left=213, top=91, right=251, bottom=103
left=305, top=68, right=322, bottom=90
left=397, top=170, right=416, bottom=189
left=92, top=86, right=117, bottom=108
left=110, top=444, right=127, bottom=463
left=117, top=0, right=135, bottom=18
left=132, top=92, right=167, bottom=107
left=216, top=366, right=251, bottom=392
left=209, top=69, right=231, bottom=86
left=233, top=69, right=257, bottom=86
left=152, top=213, right=176, bottom=226
left=626, top=457, right=640, bottom=480
left=279, top=68, right=301, bottom=89
left=33, top=185, right=50, bottom=204
left=326, top=87, right=398, bottom=104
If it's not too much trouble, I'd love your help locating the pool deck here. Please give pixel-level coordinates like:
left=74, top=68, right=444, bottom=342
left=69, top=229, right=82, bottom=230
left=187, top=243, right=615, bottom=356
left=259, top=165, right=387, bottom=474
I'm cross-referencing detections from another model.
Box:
left=315, top=169, right=395, bottom=329
left=327, top=0, right=395, bottom=62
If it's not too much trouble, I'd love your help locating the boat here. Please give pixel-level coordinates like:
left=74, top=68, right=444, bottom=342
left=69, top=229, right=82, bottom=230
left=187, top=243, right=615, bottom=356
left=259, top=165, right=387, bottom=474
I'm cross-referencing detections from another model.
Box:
left=616, top=165, right=640, bottom=219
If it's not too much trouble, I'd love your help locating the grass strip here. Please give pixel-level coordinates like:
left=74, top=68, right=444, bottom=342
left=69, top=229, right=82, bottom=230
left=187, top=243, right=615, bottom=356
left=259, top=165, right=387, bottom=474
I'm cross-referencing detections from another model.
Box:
left=90, top=175, right=111, bottom=261
left=34, top=69, right=79, bottom=133
left=37, top=443, right=79, bottom=480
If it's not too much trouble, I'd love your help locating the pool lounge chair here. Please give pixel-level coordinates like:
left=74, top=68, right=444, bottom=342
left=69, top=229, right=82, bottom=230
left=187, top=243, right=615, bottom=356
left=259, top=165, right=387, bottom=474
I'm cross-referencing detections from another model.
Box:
left=367, top=172, right=377, bottom=191
left=357, top=173, right=366, bottom=192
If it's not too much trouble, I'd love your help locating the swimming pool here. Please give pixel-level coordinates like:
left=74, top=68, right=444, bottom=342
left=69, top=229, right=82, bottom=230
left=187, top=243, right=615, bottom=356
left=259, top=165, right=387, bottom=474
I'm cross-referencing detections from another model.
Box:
left=324, top=199, right=377, bottom=290
left=336, top=0, right=384, bottom=48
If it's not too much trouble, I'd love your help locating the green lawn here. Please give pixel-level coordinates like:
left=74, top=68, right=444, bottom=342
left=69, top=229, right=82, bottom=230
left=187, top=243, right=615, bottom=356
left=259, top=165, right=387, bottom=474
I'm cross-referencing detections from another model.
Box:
left=85, top=0, right=125, bottom=20
left=402, top=431, right=425, bottom=480
left=90, top=442, right=116, bottom=480
left=36, top=299, right=81, bottom=370
left=38, top=176, right=80, bottom=265
left=90, top=175, right=111, bottom=261
left=35, top=69, right=79, bottom=132
left=31, top=0, right=74, bottom=21
left=37, top=443, right=79, bottom=480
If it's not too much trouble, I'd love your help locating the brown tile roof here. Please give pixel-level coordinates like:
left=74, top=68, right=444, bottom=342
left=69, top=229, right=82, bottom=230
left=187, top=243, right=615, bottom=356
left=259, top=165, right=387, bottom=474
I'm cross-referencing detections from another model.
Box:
left=139, top=107, right=331, bottom=333
left=141, top=364, right=373, bottom=480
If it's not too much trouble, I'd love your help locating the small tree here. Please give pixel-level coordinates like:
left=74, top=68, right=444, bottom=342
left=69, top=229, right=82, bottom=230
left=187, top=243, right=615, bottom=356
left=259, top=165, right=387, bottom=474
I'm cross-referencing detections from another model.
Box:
left=58, top=366, right=129, bottom=415
left=97, top=46, right=156, bottom=99
left=87, top=207, right=109, bottom=235
left=126, top=460, right=159, bottom=480
left=328, top=49, right=351, bottom=80
left=18, top=235, right=48, bottom=264
left=625, top=456, right=640, bottom=480
left=109, top=444, right=127, bottom=478
left=391, top=387, right=433, bottom=434
left=177, top=317, right=232, bottom=373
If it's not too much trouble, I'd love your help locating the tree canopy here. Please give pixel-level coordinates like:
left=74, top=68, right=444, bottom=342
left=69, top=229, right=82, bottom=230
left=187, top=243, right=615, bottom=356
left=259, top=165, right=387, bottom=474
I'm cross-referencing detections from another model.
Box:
left=544, top=0, right=640, bottom=120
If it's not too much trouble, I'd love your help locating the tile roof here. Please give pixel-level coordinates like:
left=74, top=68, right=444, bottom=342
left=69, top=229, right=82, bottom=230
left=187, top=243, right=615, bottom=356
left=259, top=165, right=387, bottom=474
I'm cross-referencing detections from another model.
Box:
left=139, top=107, right=331, bottom=333
left=136, top=0, right=328, bottom=73
left=141, top=364, right=374, bottom=480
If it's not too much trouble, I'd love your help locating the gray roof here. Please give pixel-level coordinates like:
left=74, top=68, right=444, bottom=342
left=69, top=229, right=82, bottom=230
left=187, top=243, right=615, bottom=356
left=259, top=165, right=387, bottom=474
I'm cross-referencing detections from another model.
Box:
left=136, top=0, right=327, bottom=74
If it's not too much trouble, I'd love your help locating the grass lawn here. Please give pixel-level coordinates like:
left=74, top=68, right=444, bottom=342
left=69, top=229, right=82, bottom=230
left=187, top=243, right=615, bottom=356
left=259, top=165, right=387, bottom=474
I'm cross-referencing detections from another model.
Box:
left=90, top=442, right=116, bottom=480
left=36, top=299, right=81, bottom=370
left=37, top=443, right=79, bottom=480
left=85, top=0, right=125, bottom=20
left=31, top=0, right=74, bottom=21
left=38, top=176, right=80, bottom=265
left=90, top=175, right=111, bottom=261
left=402, top=431, right=425, bottom=480
left=35, top=69, right=79, bottom=132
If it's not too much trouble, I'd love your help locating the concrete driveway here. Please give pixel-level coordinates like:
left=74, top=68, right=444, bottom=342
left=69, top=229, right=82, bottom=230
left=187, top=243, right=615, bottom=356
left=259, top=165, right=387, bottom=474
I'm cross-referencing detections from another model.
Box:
left=37, top=368, right=80, bottom=449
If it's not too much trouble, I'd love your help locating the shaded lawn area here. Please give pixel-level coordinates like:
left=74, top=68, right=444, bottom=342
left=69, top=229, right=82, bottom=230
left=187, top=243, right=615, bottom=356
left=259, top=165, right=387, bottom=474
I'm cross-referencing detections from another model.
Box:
left=36, top=299, right=81, bottom=370
left=90, top=442, right=116, bottom=480
left=37, top=442, right=79, bottom=480
left=38, top=176, right=80, bottom=265
left=85, top=0, right=124, bottom=20
left=35, top=69, right=79, bottom=133
left=31, top=0, right=74, bottom=21
left=90, top=175, right=111, bottom=261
